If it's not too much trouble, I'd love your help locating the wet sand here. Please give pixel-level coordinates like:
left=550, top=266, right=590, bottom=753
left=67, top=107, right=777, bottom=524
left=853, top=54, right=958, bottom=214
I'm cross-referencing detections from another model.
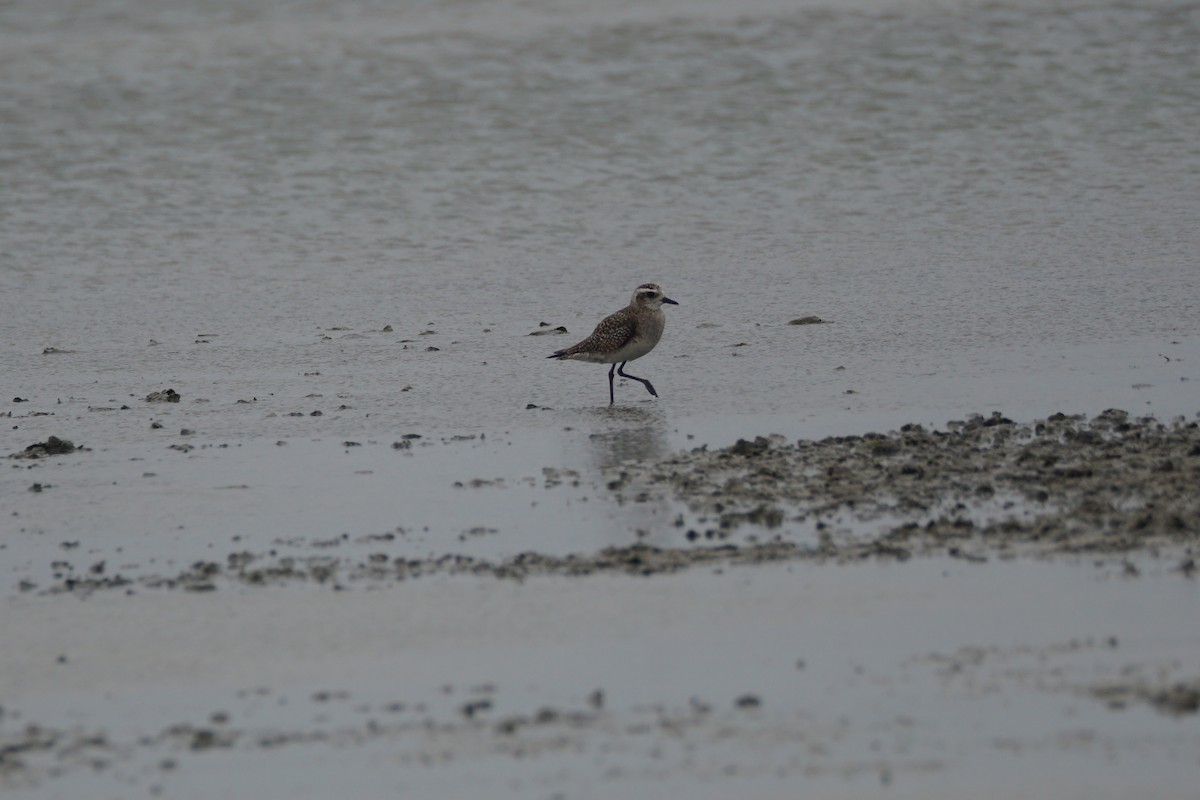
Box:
left=3, top=559, right=1198, bottom=800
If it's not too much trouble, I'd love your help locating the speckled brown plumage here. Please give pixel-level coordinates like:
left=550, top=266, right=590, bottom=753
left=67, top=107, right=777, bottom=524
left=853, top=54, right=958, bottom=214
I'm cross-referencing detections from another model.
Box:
left=548, top=283, right=678, bottom=405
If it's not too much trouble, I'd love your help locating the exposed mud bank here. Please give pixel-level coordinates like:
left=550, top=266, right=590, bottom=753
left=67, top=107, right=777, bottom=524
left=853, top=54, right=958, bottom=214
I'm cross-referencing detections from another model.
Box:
left=613, top=408, right=1200, bottom=562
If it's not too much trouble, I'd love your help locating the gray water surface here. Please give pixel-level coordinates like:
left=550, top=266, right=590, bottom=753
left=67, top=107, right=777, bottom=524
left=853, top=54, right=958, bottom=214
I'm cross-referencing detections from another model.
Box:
left=3, top=0, right=1197, bottom=441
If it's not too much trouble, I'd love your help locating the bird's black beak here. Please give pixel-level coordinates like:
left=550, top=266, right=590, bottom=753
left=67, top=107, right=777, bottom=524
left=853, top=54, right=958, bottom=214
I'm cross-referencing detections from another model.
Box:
left=663, top=296, right=679, bottom=305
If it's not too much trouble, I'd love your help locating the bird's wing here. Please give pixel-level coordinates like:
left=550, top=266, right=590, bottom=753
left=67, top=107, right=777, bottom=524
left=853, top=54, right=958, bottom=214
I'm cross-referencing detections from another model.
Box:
left=551, top=309, right=637, bottom=358
left=579, top=310, right=638, bottom=352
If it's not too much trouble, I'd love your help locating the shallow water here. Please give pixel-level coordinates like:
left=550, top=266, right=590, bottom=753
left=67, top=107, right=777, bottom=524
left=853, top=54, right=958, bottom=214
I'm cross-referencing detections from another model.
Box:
left=3, top=0, right=1198, bottom=440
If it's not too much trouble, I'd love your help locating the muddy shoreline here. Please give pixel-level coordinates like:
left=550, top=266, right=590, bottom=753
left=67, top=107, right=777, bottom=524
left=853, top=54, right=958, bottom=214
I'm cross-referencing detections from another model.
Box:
left=21, top=408, right=1199, bottom=599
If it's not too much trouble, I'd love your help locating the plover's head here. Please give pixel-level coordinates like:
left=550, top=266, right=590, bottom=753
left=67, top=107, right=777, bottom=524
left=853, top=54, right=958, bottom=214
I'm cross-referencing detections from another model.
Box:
left=632, top=283, right=679, bottom=309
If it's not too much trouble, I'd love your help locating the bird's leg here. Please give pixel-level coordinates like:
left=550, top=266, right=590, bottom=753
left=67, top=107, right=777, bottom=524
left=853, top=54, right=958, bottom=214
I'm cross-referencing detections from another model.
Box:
left=617, top=362, right=658, bottom=398
left=608, top=363, right=617, bottom=406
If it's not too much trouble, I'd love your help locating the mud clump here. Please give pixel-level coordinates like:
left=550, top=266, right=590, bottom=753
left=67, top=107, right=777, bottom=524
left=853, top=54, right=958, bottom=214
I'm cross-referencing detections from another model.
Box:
left=10, top=436, right=79, bottom=459
left=46, top=554, right=343, bottom=596
left=145, top=389, right=181, bottom=403
left=1091, top=678, right=1200, bottom=717
left=728, top=436, right=775, bottom=457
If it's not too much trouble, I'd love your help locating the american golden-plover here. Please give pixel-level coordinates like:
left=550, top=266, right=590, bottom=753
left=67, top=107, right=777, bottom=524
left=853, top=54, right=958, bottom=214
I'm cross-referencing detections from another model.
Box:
left=548, top=283, right=678, bottom=405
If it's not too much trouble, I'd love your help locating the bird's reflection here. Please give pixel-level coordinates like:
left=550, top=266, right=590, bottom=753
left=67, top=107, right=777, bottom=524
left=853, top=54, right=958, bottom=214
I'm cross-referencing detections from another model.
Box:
left=582, top=405, right=671, bottom=470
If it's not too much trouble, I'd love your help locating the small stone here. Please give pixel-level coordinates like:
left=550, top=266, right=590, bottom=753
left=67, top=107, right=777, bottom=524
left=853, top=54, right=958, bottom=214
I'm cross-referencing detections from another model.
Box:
left=734, top=694, right=761, bottom=708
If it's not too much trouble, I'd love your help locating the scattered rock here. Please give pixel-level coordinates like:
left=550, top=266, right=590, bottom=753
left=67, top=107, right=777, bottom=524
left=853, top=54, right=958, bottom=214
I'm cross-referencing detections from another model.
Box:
left=788, top=316, right=827, bottom=325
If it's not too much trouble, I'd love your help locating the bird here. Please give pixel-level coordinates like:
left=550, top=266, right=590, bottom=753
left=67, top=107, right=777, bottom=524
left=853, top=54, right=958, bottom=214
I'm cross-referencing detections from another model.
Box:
left=548, top=283, right=678, bottom=405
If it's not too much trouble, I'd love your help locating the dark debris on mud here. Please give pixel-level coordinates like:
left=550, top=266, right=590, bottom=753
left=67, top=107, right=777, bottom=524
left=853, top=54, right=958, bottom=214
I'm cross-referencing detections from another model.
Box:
left=9, top=436, right=81, bottom=459
left=0, top=687, right=767, bottom=786
left=42, top=542, right=811, bottom=596
left=1091, top=678, right=1200, bottom=717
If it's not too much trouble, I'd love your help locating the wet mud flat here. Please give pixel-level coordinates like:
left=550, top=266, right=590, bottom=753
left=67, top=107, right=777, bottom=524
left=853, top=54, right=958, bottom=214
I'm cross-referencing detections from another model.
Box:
left=4, top=409, right=1200, bottom=799
left=23, top=408, right=1199, bottom=599
left=4, top=556, right=1200, bottom=800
